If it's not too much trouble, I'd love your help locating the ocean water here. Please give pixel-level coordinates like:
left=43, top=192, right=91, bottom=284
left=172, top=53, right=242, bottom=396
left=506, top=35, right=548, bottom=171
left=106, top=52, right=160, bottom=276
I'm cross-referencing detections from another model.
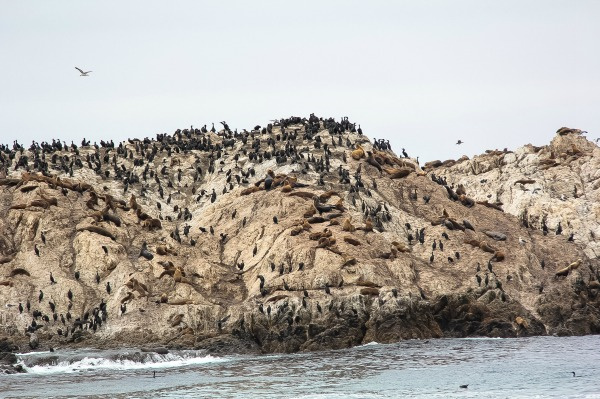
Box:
left=1, top=336, right=599, bottom=398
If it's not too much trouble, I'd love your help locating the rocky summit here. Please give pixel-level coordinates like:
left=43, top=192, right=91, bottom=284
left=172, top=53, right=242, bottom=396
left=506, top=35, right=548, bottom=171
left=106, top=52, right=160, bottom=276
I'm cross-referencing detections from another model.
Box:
left=0, top=117, right=599, bottom=367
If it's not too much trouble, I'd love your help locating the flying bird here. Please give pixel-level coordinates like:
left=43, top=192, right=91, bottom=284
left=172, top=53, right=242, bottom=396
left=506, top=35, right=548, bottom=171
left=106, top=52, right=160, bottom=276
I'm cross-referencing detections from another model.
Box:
left=456, top=140, right=464, bottom=145
left=75, top=67, right=92, bottom=76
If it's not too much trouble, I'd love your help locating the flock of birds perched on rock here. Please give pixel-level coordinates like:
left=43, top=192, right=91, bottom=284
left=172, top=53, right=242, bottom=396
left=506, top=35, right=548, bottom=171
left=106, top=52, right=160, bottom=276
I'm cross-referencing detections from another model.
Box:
left=0, top=114, right=597, bottom=352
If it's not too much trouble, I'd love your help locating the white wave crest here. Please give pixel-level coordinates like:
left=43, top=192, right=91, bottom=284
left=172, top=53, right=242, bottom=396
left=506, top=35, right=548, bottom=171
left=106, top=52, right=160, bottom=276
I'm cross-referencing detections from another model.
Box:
left=21, top=352, right=226, bottom=374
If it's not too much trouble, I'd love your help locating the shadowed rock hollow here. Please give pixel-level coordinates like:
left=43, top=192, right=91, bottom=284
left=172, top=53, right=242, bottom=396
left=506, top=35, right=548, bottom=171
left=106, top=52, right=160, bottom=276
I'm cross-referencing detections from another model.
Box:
left=0, top=118, right=599, bottom=363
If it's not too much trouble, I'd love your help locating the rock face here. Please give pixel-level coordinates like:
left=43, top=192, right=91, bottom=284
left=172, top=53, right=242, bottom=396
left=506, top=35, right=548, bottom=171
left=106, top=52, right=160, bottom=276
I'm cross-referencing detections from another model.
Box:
left=0, top=119, right=599, bottom=355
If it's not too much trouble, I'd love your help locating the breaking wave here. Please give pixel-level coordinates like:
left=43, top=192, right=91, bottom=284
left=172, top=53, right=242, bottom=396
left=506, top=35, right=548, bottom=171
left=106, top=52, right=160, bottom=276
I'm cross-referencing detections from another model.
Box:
left=17, top=349, right=226, bottom=374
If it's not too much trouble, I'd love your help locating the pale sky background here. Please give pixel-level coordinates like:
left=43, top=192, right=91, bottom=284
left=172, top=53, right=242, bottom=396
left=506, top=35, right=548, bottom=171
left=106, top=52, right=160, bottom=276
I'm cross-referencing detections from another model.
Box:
left=1, top=1, right=598, bottom=161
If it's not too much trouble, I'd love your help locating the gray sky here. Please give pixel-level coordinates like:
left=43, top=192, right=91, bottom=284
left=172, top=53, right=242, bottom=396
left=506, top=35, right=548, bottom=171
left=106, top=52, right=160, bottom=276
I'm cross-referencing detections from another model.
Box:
left=1, top=1, right=598, bottom=161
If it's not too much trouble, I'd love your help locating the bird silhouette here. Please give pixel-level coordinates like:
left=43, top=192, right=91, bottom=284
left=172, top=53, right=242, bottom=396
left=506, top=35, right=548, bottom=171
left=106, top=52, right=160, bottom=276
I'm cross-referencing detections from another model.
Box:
left=75, top=67, right=92, bottom=76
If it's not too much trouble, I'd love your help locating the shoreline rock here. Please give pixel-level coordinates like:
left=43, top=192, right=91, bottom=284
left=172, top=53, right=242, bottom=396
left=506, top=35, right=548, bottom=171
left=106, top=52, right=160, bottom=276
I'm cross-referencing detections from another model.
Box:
left=1, top=118, right=599, bottom=356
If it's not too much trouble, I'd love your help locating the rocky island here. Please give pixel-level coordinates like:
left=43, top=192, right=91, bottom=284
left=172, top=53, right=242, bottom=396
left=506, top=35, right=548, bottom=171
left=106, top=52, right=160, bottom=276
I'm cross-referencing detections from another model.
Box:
left=1, top=116, right=598, bottom=373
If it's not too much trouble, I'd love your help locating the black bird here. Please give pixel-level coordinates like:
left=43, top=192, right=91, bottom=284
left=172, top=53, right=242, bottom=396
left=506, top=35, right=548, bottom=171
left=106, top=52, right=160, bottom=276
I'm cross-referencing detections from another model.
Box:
left=442, top=232, right=449, bottom=240
left=121, top=303, right=127, bottom=315
left=49, top=300, right=56, bottom=313
left=556, top=222, right=562, bottom=235
left=74, top=270, right=80, bottom=280
left=106, top=282, right=111, bottom=294
left=50, top=272, right=56, bottom=284
left=448, top=257, right=454, bottom=263
left=139, top=241, right=154, bottom=260
left=67, top=289, right=73, bottom=301
left=455, top=251, right=460, bottom=260
left=253, top=244, right=257, bottom=257
left=283, top=280, right=290, bottom=291
left=316, top=302, right=322, bottom=313
left=26, top=300, right=30, bottom=312
left=459, top=384, right=468, bottom=389
left=439, top=241, right=444, bottom=251
left=18, top=303, right=23, bottom=313
left=324, top=284, right=331, bottom=295
left=41, top=231, right=46, bottom=244
left=273, top=216, right=278, bottom=224
left=541, top=260, right=545, bottom=269
left=34, top=244, right=40, bottom=257
left=38, top=290, right=44, bottom=303
left=432, top=241, right=436, bottom=251
left=568, top=233, right=574, bottom=242
left=430, top=252, right=434, bottom=263
left=488, top=261, right=493, bottom=273
left=476, top=275, right=482, bottom=286
left=95, top=271, right=101, bottom=284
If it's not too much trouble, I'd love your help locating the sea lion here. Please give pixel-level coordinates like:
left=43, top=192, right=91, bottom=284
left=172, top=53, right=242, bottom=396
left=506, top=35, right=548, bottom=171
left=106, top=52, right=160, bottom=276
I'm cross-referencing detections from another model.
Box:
left=341, top=255, right=357, bottom=267
left=319, top=190, right=339, bottom=201
left=479, top=241, right=497, bottom=253
left=484, top=231, right=507, bottom=241
left=120, top=292, right=134, bottom=304
left=555, top=265, right=571, bottom=278
left=458, top=195, right=475, bottom=208
left=77, top=225, right=116, bottom=241
left=342, top=218, right=356, bottom=232
left=463, top=220, right=475, bottom=231
left=515, top=316, right=528, bottom=329
left=241, top=186, right=262, bottom=196
left=289, top=191, right=317, bottom=200
left=360, top=287, right=380, bottom=296
left=464, top=238, right=480, bottom=247
left=308, top=216, right=327, bottom=224
left=173, top=267, right=183, bottom=282
left=266, top=294, right=288, bottom=303
left=281, top=184, right=292, bottom=193
left=309, top=229, right=332, bottom=241
left=391, top=241, right=410, bottom=253
left=351, top=145, right=365, bottom=160
left=476, top=200, right=503, bottom=211
left=343, top=236, right=361, bottom=246
left=492, top=250, right=505, bottom=262
left=514, top=179, right=536, bottom=185
left=316, top=237, right=336, bottom=248
left=141, top=218, right=162, bottom=230
left=568, top=259, right=582, bottom=270
left=358, top=218, right=373, bottom=232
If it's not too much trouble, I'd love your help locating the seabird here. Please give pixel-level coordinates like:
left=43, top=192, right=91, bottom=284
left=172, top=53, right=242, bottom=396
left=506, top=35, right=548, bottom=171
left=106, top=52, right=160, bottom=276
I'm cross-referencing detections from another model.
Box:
left=456, top=140, right=464, bottom=145
left=75, top=67, right=92, bottom=76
